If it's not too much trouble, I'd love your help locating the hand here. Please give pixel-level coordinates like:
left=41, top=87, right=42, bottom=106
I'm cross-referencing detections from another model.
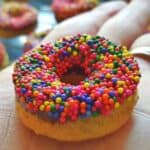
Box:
left=43, top=1, right=127, bottom=42
left=43, top=0, right=150, bottom=55
left=98, top=0, right=150, bottom=48
left=0, top=1, right=150, bottom=149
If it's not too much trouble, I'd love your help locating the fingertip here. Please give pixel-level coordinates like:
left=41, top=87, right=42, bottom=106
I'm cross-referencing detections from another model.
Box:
left=131, top=33, right=150, bottom=49
left=131, top=46, right=150, bottom=58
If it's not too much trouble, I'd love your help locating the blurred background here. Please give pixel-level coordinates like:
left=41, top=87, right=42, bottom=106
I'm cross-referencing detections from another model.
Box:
left=0, top=0, right=120, bottom=70
left=0, top=0, right=56, bottom=63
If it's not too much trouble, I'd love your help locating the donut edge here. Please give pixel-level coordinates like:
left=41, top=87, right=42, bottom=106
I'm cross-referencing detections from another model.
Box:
left=16, top=92, right=138, bottom=141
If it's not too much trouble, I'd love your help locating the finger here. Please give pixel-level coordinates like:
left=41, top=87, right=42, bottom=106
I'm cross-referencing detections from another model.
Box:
left=131, top=33, right=150, bottom=49
left=98, top=0, right=150, bottom=48
left=42, top=1, right=127, bottom=43
left=131, top=47, right=150, bottom=58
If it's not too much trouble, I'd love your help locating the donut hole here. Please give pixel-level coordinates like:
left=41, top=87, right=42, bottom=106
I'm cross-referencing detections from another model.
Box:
left=60, top=65, right=86, bottom=85
left=3, top=2, right=25, bottom=17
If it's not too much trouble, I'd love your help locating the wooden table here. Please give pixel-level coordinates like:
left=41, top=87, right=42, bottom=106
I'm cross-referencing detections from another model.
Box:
left=0, top=56, right=150, bottom=150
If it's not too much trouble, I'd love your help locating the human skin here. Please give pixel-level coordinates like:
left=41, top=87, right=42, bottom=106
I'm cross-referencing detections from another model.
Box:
left=43, top=1, right=127, bottom=43
left=98, top=0, right=150, bottom=48
left=43, top=0, right=150, bottom=52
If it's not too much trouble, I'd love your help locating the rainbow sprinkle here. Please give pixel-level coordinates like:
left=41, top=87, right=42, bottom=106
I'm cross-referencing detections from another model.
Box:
left=13, top=34, right=141, bottom=123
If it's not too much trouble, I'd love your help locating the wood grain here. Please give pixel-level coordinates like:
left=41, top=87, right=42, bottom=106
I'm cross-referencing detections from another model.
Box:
left=0, top=56, right=150, bottom=150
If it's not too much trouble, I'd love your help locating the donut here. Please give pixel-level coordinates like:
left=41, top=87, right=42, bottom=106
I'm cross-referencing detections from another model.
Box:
left=13, top=34, right=141, bottom=141
left=0, top=42, right=9, bottom=69
left=0, top=2, right=37, bottom=38
left=23, top=29, right=51, bottom=53
left=52, top=0, right=99, bottom=22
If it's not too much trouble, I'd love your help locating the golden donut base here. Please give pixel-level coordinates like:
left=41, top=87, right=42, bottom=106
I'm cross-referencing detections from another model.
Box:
left=0, top=22, right=36, bottom=38
left=16, top=93, right=138, bottom=141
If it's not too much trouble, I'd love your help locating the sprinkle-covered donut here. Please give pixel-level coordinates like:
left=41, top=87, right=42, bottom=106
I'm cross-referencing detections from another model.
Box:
left=0, top=2, right=37, bottom=37
left=52, top=0, right=99, bottom=22
left=13, top=34, right=141, bottom=141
